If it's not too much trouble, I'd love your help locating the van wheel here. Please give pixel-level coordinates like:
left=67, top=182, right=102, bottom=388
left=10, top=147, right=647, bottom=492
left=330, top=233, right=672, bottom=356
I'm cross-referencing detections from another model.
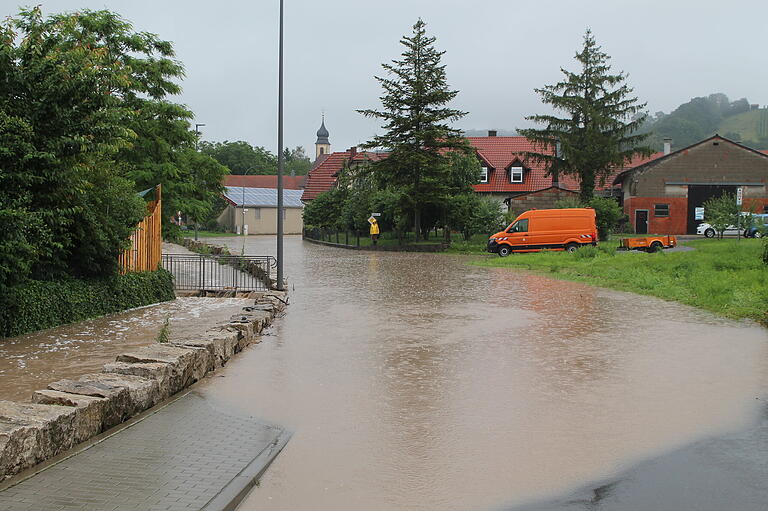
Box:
left=498, top=245, right=512, bottom=257
left=565, top=243, right=579, bottom=253
left=649, top=241, right=663, bottom=252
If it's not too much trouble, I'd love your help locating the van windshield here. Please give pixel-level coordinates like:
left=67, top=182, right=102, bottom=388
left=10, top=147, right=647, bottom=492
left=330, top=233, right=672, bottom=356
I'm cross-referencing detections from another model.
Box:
left=507, top=218, right=528, bottom=233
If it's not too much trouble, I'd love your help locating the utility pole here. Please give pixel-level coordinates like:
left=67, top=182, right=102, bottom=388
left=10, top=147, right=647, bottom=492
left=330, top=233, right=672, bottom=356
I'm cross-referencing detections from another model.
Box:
left=194, top=123, right=206, bottom=241
left=276, top=0, right=285, bottom=291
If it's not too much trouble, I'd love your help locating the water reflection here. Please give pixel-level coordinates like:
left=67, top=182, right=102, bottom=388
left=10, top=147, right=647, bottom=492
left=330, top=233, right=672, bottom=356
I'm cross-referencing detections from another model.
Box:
left=195, top=236, right=768, bottom=511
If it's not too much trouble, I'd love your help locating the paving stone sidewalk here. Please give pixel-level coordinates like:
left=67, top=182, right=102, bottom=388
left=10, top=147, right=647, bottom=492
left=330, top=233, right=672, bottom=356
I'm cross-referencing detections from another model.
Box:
left=0, top=392, right=289, bottom=511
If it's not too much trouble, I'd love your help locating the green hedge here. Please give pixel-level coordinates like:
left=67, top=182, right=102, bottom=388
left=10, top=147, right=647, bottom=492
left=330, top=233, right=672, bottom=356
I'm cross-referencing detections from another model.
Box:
left=0, top=270, right=175, bottom=338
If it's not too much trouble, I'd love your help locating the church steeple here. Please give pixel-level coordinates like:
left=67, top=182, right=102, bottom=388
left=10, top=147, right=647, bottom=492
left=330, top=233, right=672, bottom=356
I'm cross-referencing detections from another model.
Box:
left=315, top=115, right=330, bottom=159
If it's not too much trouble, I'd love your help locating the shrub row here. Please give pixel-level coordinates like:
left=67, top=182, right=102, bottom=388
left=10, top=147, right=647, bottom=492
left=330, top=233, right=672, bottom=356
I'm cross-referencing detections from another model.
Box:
left=0, top=270, right=175, bottom=338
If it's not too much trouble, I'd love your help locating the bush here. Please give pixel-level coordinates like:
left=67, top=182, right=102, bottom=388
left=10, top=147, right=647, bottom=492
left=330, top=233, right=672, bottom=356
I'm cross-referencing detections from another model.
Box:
left=763, top=238, right=768, bottom=265
left=0, top=270, right=175, bottom=338
left=555, top=197, right=625, bottom=241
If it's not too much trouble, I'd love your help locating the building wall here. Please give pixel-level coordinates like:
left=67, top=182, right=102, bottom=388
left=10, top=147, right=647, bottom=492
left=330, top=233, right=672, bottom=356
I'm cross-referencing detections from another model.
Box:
left=506, top=187, right=579, bottom=217
left=218, top=205, right=303, bottom=234
left=625, top=197, right=688, bottom=234
left=626, top=140, right=768, bottom=198
left=621, top=138, right=768, bottom=234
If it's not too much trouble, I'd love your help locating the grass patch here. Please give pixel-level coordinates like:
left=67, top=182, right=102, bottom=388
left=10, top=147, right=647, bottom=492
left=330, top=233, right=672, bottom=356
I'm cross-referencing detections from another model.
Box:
left=474, top=239, right=768, bottom=325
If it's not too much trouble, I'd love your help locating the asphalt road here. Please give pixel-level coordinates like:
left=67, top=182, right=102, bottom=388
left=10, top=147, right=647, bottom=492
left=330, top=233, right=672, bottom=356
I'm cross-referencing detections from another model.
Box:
left=511, top=403, right=768, bottom=511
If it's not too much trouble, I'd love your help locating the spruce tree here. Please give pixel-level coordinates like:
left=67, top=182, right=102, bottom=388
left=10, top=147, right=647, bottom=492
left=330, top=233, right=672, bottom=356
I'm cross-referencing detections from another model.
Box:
left=358, top=19, right=468, bottom=241
left=520, top=29, right=652, bottom=202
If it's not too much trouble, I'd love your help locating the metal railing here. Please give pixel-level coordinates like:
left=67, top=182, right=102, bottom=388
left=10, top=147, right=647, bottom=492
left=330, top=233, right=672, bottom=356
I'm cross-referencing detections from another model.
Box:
left=161, top=254, right=277, bottom=291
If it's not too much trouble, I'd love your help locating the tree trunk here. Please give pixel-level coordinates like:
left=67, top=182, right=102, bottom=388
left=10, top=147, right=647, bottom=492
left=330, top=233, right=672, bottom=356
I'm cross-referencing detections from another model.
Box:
left=414, top=207, right=421, bottom=242
left=579, top=173, right=596, bottom=203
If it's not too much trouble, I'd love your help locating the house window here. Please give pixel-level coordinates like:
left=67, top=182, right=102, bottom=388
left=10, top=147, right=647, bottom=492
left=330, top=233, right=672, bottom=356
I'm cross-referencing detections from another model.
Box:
left=510, top=166, right=523, bottom=183
left=480, top=166, right=488, bottom=183
left=654, top=204, right=669, bottom=217
left=764, top=205, right=768, bottom=214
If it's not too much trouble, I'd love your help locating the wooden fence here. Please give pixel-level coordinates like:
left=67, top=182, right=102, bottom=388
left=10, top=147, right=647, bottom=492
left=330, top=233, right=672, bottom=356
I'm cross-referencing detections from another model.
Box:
left=119, top=184, right=162, bottom=273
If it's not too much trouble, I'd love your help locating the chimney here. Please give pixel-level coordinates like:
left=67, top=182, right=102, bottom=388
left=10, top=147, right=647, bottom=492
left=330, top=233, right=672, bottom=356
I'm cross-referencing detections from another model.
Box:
left=488, top=130, right=497, bottom=137
left=663, top=138, right=672, bottom=155
left=349, top=146, right=357, bottom=158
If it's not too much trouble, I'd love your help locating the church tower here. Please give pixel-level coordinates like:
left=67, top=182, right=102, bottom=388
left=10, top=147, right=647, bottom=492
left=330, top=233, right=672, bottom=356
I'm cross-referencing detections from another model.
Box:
left=315, top=116, right=330, bottom=159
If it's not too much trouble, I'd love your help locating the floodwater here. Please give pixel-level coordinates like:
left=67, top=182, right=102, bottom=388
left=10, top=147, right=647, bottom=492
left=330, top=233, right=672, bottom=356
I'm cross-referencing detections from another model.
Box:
left=0, top=297, right=251, bottom=402
left=191, top=235, right=768, bottom=510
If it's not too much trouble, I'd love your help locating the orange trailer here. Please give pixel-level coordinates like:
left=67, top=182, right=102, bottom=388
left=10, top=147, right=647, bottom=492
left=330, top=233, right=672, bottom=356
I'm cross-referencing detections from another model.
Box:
left=618, top=235, right=677, bottom=252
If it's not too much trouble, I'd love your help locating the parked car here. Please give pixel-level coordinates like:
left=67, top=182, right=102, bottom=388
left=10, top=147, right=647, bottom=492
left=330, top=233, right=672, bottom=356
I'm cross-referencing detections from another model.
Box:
left=487, top=208, right=597, bottom=256
left=696, top=212, right=755, bottom=238
left=744, top=214, right=768, bottom=238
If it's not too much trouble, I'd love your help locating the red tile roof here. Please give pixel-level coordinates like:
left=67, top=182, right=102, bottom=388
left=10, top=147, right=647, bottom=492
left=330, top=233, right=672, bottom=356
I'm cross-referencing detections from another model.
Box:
left=223, top=175, right=306, bottom=189
left=301, top=137, right=660, bottom=200
left=301, top=150, right=387, bottom=202
left=468, top=137, right=555, bottom=193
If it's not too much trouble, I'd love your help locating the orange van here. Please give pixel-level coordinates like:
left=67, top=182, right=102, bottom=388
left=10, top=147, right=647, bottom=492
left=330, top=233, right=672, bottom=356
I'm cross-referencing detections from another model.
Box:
left=487, top=208, right=598, bottom=256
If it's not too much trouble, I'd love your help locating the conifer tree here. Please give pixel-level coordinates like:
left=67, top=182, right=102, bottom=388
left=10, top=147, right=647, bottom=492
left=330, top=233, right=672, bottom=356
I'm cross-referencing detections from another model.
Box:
left=358, top=19, right=468, bottom=241
left=520, top=29, right=652, bottom=201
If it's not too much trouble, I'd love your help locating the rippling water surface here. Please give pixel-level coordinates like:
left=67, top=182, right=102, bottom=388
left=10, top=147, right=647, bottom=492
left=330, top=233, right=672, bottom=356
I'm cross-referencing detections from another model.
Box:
left=193, top=235, right=768, bottom=511
left=0, top=297, right=251, bottom=402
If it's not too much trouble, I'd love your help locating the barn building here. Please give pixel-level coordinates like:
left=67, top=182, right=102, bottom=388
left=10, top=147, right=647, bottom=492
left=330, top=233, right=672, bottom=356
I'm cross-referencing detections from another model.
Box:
left=613, top=135, right=768, bottom=234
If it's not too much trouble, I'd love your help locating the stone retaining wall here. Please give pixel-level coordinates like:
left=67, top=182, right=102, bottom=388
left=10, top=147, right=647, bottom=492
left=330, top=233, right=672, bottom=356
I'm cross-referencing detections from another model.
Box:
left=0, top=290, right=287, bottom=481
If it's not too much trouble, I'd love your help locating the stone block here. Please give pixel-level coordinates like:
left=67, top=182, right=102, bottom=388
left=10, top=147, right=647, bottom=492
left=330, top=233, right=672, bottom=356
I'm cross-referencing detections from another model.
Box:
left=0, top=401, right=77, bottom=479
left=225, top=320, right=254, bottom=349
left=115, top=345, right=210, bottom=394
left=172, top=328, right=241, bottom=370
left=46, top=379, right=131, bottom=429
left=103, top=362, right=177, bottom=400
left=31, top=390, right=105, bottom=443
left=232, top=310, right=271, bottom=334
left=250, top=303, right=276, bottom=313
left=77, top=373, right=161, bottom=415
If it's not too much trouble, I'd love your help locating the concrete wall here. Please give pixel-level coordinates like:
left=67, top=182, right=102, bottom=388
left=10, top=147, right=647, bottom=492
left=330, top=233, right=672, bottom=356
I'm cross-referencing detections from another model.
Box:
left=218, top=205, right=303, bottom=234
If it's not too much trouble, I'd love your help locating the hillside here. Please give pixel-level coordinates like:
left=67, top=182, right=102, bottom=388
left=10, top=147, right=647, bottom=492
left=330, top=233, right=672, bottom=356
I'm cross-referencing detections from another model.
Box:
left=718, top=108, right=768, bottom=146
left=641, top=93, right=768, bottom=151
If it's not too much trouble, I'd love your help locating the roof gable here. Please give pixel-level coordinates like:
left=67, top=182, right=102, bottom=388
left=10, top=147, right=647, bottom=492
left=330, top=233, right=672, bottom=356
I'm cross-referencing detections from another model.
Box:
left=613, top=135, right=767, bottom=185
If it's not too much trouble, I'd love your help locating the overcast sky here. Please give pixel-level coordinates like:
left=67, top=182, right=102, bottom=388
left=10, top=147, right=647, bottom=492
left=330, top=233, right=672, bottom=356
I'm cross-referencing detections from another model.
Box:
left=5, top=0, right=768, bottom=156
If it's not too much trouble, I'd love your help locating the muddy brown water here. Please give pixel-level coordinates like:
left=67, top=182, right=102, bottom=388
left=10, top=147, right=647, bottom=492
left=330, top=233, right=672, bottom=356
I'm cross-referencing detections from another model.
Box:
left=190, top=236, right=768, bottom=511
left=0, top=297, right=252, bottom=402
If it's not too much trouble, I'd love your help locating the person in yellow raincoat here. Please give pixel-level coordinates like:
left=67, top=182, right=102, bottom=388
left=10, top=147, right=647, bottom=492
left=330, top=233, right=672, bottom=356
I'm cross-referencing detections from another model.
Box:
left=369, top=218, right=380, bottom=245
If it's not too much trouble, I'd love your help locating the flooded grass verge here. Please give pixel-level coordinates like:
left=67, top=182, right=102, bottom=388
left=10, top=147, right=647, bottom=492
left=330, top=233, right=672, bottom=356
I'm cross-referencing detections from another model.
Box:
left=473, top=239, right=768, bottom=325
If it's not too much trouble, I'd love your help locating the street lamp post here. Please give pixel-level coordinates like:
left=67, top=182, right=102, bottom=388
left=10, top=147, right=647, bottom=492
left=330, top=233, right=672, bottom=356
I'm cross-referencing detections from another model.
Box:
left=276, top=0, right=285, bottom=291
left=193, top=123, right=206, bottom=241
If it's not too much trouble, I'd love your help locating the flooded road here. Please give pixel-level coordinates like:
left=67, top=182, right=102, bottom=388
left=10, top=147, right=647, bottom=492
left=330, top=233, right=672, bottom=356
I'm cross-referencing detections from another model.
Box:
left=196, top=235, right=767, bottom=510
left=0, top=297, right=251, bottom=402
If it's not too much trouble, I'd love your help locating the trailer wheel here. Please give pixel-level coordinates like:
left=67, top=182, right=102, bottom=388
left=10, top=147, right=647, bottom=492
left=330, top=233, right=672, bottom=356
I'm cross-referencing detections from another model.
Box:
left=649, top=241, right=663, bottom=252
left=498, top=245, right=512, bottom=257
left=565, top=242, right=579, bottom=253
